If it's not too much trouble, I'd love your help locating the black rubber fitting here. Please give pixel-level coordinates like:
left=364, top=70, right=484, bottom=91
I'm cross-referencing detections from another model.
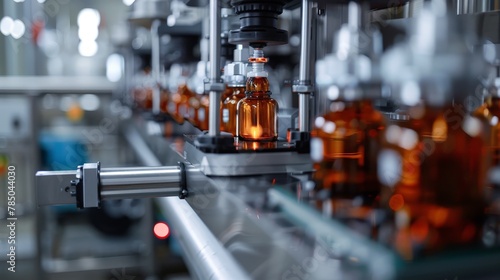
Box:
left=194, top=132, right=236, bottom=153
left=289, top=130, right=311, bottom=154
left=178, top=161, right=188, bottom=199
left=229, top=0, right=288, bottom=46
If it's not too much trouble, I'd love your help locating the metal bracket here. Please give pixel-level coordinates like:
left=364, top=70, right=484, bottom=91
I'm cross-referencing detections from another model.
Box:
left=82, top=162, right=100, bottom=208
left=178, top=161, right=188, bottom=199
left=204, top=81, right=226, bottom=92
left=292, top=81, right=314, bottom=93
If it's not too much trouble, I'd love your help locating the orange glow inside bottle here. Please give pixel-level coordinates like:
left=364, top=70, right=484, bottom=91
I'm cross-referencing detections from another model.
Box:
left=222, top=86, right=246, bottom=136
left=311, top=98, right=385, bottom=235
left=237, top=52, right=278, bottom=141
left=238, top=140, right=278, bottom=151
left=379, top=103, right=489, bottom=260
left=160, top=89, right=169, bottom=114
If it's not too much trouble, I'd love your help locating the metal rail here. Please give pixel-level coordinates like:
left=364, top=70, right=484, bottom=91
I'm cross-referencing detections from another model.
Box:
left=208, top=0, right=222, bottom=136
left=297, top=0, right=313, bottom=133
left=123, top=123, right=250, bottom=280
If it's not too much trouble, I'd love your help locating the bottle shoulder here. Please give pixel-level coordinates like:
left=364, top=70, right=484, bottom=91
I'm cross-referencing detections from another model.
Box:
left=240, top=94, right=278, bottom=104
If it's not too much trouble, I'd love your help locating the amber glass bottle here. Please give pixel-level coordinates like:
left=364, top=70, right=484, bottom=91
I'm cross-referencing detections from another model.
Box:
left=379, top=104, right=489, bottom=260
left=474, top=95, right=500, bottom=166
left=187, top=94, right=200, bottom=127
left=237, top=51, right=278, bottom=141
left=222, top=86, right=245, bottom=136
left=132, top=68, right=154, bottom=110
left=311, top=97, right=385, bottom=234
left=222, top=85, right=233, bottom=103
left=220, top=86, right=233, bottom=131
left=238, top=76, right=278, bottom=141
left=137, top=87, right=153, bottom=110
left=160, top=88, right=169, bottom=114
left=474, top=90, right=500, bottom=247
left=197, top=93, right=209, bottom=131
left=170, top=84, right=195, bottom=124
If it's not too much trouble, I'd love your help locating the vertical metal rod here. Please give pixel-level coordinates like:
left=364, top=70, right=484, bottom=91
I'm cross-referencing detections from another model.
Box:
left=299, top=0, right=311, bottom=84
left=480, top=0, right=489, bottom=12
left=403, top=1, right=410, bottom=17
left=298, top=94, right=310, bottom=132
left=468, top=0, right=476, bottom=13
left=456, top=0, right=464, bottom=14
left=202, top=8, right=210, bottom=63
left=209, top=0, right=221, bottom=136
left=151, top=19, right=161, bottom=114
left=298, top=0, right=312, bottom=132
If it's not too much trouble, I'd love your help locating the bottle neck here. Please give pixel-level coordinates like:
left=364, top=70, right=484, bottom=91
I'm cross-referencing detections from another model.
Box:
left=246, top=76, right=270, bottom=93
left=230, top=86, right=245, bottom=96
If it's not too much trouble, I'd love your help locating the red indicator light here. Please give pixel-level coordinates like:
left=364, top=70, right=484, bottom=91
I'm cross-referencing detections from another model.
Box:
left=153, top=222, right=170, bottom=239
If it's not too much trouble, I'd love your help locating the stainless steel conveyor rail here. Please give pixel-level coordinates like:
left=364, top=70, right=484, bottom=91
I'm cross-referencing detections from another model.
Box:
left=123, top=122, right=251, bottom=280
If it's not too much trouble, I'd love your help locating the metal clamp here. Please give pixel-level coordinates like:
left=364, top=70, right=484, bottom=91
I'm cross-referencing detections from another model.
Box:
left=292, top=84, right=314, bottom=93
left=292, top=81, right=314, bottom=94
left=73, top=162, right=101, bottom=208
left=179, top=161, right=188, bottom=199
left=204, top=81, right=226, bottom=92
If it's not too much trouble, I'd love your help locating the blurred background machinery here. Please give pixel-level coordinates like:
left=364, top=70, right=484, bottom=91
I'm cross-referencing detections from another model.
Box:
left=2, top=0, right=500, bottom=279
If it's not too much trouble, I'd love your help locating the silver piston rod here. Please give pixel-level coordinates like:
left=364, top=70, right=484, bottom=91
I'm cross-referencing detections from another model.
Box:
left=36, top=162, right=187, bottom=208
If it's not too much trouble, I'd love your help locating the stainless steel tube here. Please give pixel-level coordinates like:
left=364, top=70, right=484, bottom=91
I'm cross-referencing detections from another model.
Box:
left=124, top=125, right=250, bottom=279
left=208, top=90, right=221, bottom=136
left=100, top=166, right=181, bottom=200
left=299, top=0, right=311, bottom=84
left=157, top=197, right=250, bottom=280
left=298, top=0, right=312, bottom=132
left=298, top=94, right=310, bottom=132
left=208, top=0, right=222, bottom=136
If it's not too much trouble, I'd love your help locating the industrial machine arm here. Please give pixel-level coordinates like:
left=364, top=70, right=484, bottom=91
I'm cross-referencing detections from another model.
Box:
left=35, top=162, right=188, bottom=208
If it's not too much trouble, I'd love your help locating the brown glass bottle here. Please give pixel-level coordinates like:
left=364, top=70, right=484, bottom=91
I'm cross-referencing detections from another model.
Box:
left=187, top=94, right=200, bottom=127
left=222, top=86, right=246, bottom=136
left=379, top=104, right=489, bottom=260
left=221, top=85, right=233, bottom=102
left=132, top=68, right=153, bottom=110
left=311, top=100, right=385, bottom=233
left=474, top=95, right=500, bottom=166
left=197, top=94, right=209, bottom=131
left=473, top=94, right=500, bottom=248
left=220, top=86, right=233, bottom=131
left=160, top=89, right=169, bottom=114
left=238, top=76, right=278, bottom=141
left=170, top=84, right=195, bottom=124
